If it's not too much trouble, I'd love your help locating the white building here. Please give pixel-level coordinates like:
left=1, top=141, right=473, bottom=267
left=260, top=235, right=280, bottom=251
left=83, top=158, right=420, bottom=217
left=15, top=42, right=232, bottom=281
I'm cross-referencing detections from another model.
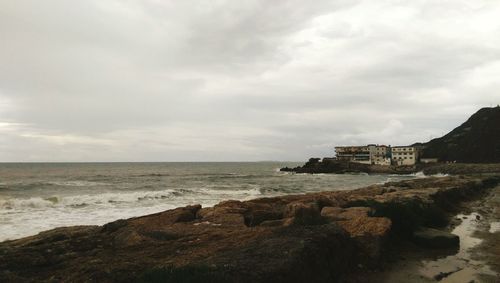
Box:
left=335, top=146, right=371, bottom=164
left=335, top=144, right=391, bottom=165
left=391, top=146, right=419, bottom=166
left=368, top=144, right=391, bottom=166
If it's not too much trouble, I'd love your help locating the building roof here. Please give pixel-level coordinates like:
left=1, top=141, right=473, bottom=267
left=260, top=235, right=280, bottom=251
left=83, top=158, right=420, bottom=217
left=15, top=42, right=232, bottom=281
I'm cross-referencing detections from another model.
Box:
left=391, top=145, right=414, bottom=148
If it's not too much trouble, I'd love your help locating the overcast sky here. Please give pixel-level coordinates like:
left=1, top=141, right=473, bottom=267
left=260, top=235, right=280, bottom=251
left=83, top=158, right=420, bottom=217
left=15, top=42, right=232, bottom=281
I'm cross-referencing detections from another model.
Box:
left=1, top=0, right=499, bottom=162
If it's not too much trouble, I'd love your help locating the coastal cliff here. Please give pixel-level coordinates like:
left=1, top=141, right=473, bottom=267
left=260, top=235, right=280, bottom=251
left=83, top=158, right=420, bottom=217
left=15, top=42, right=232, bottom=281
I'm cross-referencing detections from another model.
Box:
left=420, top=106, right=500, bottom=163
left=1, top=175, right=499, bottom=282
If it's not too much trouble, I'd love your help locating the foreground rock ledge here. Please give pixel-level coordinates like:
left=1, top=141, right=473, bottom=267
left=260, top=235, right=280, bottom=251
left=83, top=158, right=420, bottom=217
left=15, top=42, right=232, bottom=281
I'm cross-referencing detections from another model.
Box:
left=1, top=176, right=499, bottom=283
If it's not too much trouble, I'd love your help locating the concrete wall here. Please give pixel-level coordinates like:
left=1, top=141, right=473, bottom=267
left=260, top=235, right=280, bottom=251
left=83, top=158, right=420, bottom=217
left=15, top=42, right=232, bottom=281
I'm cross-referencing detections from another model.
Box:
left=391, top=147, right=417, bottom=165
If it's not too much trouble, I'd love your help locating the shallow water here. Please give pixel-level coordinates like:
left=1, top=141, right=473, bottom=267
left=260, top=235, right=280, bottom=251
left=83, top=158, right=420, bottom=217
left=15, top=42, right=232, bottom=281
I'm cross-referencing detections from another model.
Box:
left=0, top=162, right=418, bottom=241
left=489, top=222, right=500, bottom=233
left=419, top=212, right=497, bottom=282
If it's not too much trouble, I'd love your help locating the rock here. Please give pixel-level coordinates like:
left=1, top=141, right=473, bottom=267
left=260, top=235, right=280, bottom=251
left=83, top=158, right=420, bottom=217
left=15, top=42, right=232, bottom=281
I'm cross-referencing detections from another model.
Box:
left=338, top=207, right=372, bottom=220
left=113, top=230, right=144, bottom=247
left=133, top=204, right=201, bottom=227
left=321, top=206, right=344, bottom=220
left=338, top=214, right=391, bottom=238
left=283, top=202, right=323, bottom=225
left=243, top=203, right=283, bottom=226
left=259, top=219, right=286, bottom=227
left=197, top=207, right=246, bottom=226
left=141, top=230, right=180, bottom=241
left=196, top=223, right=357, bottom=283
left=321, top=206, right=392, bottom=263
left=413, top=228, right=459, bottom=249
left=197, top=201, right=247, bottom=226
left=101, top=219, right=127, bottom=233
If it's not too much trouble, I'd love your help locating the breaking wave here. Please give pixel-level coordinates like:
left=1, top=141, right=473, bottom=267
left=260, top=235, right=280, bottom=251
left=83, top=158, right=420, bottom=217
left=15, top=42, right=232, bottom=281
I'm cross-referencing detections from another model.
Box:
left=47, top=180, right=109, bottom=187
left=0, top=186, right=263, bottom=211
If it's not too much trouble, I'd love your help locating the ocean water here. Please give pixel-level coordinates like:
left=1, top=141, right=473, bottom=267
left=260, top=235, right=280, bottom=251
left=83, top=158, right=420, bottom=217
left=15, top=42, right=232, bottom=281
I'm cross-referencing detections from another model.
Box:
left=0, top=162, right=417, bottom=241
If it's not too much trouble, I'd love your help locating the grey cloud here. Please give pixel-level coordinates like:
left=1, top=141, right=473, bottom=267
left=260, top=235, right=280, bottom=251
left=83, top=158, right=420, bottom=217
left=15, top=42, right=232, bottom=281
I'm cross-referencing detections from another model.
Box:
left=0, top=0, right=499, bottom=161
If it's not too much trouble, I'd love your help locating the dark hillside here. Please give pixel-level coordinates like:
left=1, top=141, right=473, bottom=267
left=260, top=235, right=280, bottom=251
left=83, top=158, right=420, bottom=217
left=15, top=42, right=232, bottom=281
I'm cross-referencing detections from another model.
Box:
left=421, top=106, right=500, bottom=163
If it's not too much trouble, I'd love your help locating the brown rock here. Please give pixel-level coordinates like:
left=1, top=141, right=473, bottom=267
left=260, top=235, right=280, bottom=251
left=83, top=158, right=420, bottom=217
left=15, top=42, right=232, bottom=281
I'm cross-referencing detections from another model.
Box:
left=338, top=216, right=391, bottom=238
left=131, top=204, right=201, bottom=227
left=244, top=202, right=283, bottom=226
left=321, top=206, right=344, bottom=221
left=259, top=219, right=286, bottom=227
left=197, top=201, right=248, bottom=226
left=284, top=202, right=323, bottom=225
left=113, top=230, right=144, bottom=247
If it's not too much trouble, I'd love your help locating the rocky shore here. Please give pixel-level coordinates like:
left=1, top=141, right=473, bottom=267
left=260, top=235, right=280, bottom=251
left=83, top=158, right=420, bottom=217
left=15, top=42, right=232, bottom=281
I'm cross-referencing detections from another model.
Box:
left=1, top=175, right=499, bottom=282
left=280, top=158, right=500, bottom=175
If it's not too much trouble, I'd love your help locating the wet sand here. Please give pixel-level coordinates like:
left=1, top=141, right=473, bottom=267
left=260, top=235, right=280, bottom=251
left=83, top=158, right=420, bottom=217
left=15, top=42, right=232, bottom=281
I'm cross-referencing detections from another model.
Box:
left=369, top=185, right=500, bottom=282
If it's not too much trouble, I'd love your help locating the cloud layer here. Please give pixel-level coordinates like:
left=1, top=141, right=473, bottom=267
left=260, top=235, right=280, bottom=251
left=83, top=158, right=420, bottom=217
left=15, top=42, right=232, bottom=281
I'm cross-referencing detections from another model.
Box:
left=1, top=0, right=499, bottom=161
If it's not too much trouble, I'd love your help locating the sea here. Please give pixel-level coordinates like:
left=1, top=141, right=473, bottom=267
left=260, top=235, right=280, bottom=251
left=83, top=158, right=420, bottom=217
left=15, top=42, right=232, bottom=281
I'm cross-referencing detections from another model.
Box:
left=0, top=162, right=420, bottom=241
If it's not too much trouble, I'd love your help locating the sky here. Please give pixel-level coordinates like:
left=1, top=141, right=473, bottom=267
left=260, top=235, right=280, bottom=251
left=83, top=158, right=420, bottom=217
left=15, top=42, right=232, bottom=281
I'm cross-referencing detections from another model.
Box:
left=0, top=0, right=499, bottom=162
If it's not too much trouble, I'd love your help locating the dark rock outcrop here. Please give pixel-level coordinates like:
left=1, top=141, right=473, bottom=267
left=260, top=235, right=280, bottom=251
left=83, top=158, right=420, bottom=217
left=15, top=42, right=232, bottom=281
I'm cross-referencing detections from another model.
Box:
left=282, top=158, right=500, bottom=175
left=281, top=159, right=418, bottom=174
left=0, top=175, right=499, bottom=282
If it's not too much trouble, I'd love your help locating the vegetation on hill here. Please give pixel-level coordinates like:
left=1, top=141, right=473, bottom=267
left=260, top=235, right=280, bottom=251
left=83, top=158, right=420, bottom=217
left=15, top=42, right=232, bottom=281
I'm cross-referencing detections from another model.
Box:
left=420, top=106, right=500, bottom=163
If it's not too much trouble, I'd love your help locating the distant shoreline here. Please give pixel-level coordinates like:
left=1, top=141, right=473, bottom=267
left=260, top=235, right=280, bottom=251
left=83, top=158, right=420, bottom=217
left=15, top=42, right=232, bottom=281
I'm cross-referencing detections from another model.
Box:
left=281, top=159, right=500, bottom=175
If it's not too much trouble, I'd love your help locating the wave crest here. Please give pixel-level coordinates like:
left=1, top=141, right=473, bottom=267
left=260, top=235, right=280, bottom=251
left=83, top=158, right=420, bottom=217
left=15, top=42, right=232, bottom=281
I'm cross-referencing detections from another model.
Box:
left=0, top=186, right=263, bottom=211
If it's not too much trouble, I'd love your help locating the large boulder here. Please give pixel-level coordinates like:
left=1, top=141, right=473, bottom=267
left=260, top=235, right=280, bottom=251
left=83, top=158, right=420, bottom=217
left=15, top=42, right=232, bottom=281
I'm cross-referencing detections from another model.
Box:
left=197, top=201, right=247, bottom=226
left=196, top=223, right=358, bottom=283
left=244, top=202, right=283, bottom=226
left=321, top=206, right=392, bottom=263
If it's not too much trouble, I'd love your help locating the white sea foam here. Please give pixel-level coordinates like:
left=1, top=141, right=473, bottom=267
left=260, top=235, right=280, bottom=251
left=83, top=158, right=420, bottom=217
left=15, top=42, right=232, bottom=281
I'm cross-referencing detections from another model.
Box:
left=413, top=171, right=449, bottom=178
left=1, top=197, right=55, bottom=210
left=489, top=222, right=500, bottom=233
left=0, top=189, right=178, bottom=210
left=0, top=186, right=264, bottom=241
left=48, top=180, right=109, bottom=187
left=0, top=186, right=263, bottom=211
